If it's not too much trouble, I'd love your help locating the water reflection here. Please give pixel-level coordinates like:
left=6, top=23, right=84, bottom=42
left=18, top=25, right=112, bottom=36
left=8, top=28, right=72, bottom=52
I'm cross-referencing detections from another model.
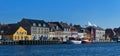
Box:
left=0, top=43, right=120, bottom=56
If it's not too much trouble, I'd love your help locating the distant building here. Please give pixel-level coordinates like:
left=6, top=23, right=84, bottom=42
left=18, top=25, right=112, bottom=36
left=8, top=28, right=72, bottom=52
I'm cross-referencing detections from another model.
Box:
left=0, top=24, right=31, bottom=41
left=74, top=25, right=85, bottom=38
left=48, top=22, right=71, bottom=41
left=48, top=22, right=63, bottom=40
left=19, top=18, right=49, bottom=40
left=70, top=25, right=78, bottom=38
left=86, top=26, right=105, bottom=41
left=59, top=22, right=71, bottom=41
left=105, top=28, right=114, bottom=40
left=0, top=24, right=6, bottom=40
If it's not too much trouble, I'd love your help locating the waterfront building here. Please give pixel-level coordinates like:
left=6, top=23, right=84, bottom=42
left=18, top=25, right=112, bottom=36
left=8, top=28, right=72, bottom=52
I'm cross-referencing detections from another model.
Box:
left=0, top=24, right=7, bottom=40
left=95, top=27, right=105, bottom=41
left=59, top=22, right=71, bottom=41
left=105, top=28, right=114, bottom=40
left=48, top=22, right=63, bottom=40
left=0, top=24, right=31, bottom=41
left=74, top=25, right=85, bottom=39
left=48, top=22, right=71, bottom=41
left=70, top=25, right=78, bottom=38
left=86, top=26, right=105, bottom=41
left=19, top=18, right=49, bottom=40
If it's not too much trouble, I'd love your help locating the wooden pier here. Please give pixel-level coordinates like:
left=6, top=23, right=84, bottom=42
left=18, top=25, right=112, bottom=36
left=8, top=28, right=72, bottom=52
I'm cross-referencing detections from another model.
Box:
left=0, top=40, right=63, bottom=45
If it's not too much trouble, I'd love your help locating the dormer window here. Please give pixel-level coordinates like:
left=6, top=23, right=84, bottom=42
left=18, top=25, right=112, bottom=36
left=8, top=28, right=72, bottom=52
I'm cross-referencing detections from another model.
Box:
left=67, top=28, right=69, bottom=31
left=69, top=29, right=70, bottom=31
left=43, top=24, right=46, bottom=27
left=64, top=28, right=66, bottom=31
left=38, top=24, right=41, bottom=27
left=33, top=23, right=36, bottom=26
left=56, top=26, right=58, bottom=30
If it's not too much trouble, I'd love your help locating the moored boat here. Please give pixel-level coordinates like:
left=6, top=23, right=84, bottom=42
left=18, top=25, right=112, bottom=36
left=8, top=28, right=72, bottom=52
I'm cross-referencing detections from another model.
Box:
left=67, top=37, right=82, bottom=44
left=82, top=39, right=91, bottom=44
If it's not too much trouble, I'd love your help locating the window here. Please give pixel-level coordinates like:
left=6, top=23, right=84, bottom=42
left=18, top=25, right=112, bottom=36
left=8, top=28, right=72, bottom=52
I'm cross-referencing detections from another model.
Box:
left=25, top=32, right=27, bottom=34
left=38, top=24, right=41, bottom=27
left=33, top=36, right=36, bottom=40
left=56, top=26, right=59, bottom=30
left=64, top=28, right=67, bottom=31
left=43, top=24, right=46, bottom=27
left=14, top=36, right=16, bottom=40
left=33, top=23, right=36, bottom=26
left=67, top=28, right=69, bottom=31
left=17, top=32, right=19, bottom=34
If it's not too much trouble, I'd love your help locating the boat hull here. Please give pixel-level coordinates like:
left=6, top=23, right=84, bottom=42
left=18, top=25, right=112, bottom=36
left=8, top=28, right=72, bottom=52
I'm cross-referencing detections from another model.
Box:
left=67, top=40, right=82, bottom=44
left=82, top=40, right=91, bottom=44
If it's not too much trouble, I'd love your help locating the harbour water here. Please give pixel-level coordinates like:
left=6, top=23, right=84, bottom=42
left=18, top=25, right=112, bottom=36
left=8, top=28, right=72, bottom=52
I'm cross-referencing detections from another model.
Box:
left=0, top=43, right=120, bottom=56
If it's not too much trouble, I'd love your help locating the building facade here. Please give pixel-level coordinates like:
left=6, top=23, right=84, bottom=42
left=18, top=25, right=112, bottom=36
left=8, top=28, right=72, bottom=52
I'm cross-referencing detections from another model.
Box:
left=48, top=22, right=63, bottom=41
left=13, top=26, right=31, bottom=41
left=0, top=24, right=31, bottom=41
left=19, top=18, right=49, bottom=40
left=59, top=22, right=71, bottom=41
left=95, top=29, right=105, bottom=41
left=86, top=26, right=105, bottom=41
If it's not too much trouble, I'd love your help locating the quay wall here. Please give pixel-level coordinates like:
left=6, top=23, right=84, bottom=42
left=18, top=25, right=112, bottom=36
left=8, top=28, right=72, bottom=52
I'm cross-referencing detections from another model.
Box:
left=91, top=40, right=117, bottom=43
left=1, top=40, right=63, bottom=45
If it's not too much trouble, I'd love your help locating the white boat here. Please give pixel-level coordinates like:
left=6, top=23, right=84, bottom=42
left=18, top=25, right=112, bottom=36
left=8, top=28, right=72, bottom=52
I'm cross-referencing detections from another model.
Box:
left=67, top=37, right=82, bottom=44
left=67, top=40, right=82, bottom=44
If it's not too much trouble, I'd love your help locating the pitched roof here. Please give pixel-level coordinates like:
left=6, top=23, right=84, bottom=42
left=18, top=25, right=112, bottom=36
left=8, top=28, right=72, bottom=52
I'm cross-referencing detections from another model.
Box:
left=20, top=18, right=49, bottom=27
left=70, top=26, right=78, bottom=32
left=19, top=18, right=49, bottom=34
left=48, top=22, right=70, bottom=31
left=59, top=22, right=70, bottom=28
left=86, top=26, right=104, bottom=30
left=0, top=23, right=19, bottom=35
left=48, top=22, right=62, bottom=31
left=74, top=25, right=83, bottom=32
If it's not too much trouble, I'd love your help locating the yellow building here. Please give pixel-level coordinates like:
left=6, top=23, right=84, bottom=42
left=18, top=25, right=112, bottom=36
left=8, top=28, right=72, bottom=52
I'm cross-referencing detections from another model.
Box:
left=13, top=26, right=31, bottom=41
left=3, top=24, right=31, bottom=41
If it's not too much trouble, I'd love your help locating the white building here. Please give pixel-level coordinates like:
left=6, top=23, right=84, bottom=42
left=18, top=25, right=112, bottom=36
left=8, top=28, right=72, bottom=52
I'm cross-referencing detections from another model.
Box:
left=95, top=29, right=105, bottom=41
left=48, top=22, right=71, bottom=42
left=19, top=18, right=49, bottom=40
left=86, top=26, right=105, bottom=41
left=78, top=33, right=84, bottom=38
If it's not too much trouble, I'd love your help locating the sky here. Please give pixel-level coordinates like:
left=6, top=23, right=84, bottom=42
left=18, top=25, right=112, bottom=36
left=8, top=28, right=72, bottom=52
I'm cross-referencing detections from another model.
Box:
left=0, top=0, right=120, bottom=29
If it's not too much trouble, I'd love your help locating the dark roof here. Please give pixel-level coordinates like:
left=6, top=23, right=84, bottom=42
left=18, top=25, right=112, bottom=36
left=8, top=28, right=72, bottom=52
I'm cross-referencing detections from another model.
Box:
left=0, top=23, right=19, bottom=35
left=48, top=22, right=70, bottom=31
left=19, top=18, right=49, bottom=34
left=20, top=18, right=49, bottom=27
left=74, top=25, right=82, bottom=32
left=70, top=26, right=78, bottom=32
left=48, top=22, right=62, bottom=31
left=86, top=26, right=104, bottom=30
left=59, top=22, right=70, bottom=28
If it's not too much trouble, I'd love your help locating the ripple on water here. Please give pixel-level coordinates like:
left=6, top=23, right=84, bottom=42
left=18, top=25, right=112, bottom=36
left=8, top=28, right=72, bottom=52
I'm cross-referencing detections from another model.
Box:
left=0, top=43, right=120, bottom=56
